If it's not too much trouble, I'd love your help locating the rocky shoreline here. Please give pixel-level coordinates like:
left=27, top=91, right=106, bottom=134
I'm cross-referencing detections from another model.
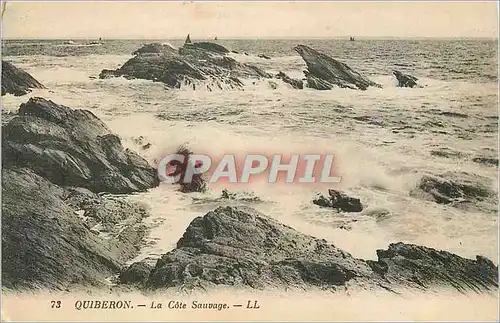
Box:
left=1, top=48, right=498, bottom=295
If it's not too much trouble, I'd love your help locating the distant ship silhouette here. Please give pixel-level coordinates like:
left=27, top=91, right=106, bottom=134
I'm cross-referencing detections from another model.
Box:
left=349, top=37, right=355, bottom=41
left=185, top=34, right=192, bottom=44
left=214, top=36, right=218, bottom=41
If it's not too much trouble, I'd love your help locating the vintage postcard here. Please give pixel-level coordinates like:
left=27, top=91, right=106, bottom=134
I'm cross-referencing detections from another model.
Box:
left=1, top=1, right=499, bottom=322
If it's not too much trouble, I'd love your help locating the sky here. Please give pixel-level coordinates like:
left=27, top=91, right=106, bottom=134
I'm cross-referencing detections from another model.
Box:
left=1, top=1, right=499, bottom=39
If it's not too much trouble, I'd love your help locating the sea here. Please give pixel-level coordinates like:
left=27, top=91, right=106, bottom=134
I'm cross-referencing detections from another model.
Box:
left=1, top=39, right=499, bottom=305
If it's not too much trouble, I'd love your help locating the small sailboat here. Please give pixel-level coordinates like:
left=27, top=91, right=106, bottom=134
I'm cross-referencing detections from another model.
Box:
left=185, top=34, right=192, bottom=44
left=349, top=37, right=355, bottom=41
left=214, top=36, right=218, bottom=41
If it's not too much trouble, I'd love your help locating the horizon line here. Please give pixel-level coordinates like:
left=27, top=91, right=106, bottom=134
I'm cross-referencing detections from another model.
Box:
left=2, top=36, right=499, bottom=41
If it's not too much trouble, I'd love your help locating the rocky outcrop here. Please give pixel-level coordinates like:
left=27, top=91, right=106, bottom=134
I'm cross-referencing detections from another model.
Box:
left=144, top=206, right=497, bottom=293
left=132, top=43, right=177, bottom=56
left=2, top=98, right=157, bottom=291
left=99, top=42, right=271, bottom=90
left=409, top=172, right=496, bottom=210
left=313, top=189, right=363, bottom=212
left=305, top=74, right=334, bottom=90
left=366, top=243, right=498, bottom=293
left=258, top=54, right=271, bottom=59
left=275, top=71, right=303, bottom=89
left=158, top=144, right=207, bottom=193
left=2, top=167, right=150, bottom=290
left=1, top=61, right=45, bottom=96
left=294, top=45, right=382, bottom=90
left=393, top=70, right=420, bottom=88
left=2, top=97, right=159, bottom=194
left=147, top=206, right=375, bottom=290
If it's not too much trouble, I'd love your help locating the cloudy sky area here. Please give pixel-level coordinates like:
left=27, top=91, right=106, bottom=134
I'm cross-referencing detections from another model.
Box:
left=2, top=1, right=498, bottom=39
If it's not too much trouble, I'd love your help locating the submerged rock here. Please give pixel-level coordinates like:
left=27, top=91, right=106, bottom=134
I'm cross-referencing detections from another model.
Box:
left=1, top=61, right=45, bottom=96
left=159, top=144, right=207, bottom=193
left=294, top=45, right=382, bottom=90
left=313, top=189, right=363, bottom=212
left=275, top=71, right=303, bottom=89
left=99, top=42, right=270, bottom=90
left=409, top=171, right=496, bottom=208
left=2, top=98, right=156, bottom=290
left=2, top=97, right=159, bottom=194
left=472, top=157, right=499, bottom=166
left=367, top=242, right=498, bottom=293
left=146, top=206, right=497, bottom=293
left=393, top=70, right=420, bottom=88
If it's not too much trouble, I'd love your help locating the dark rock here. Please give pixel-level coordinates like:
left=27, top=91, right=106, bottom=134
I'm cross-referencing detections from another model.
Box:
left=131, top=136, right=152, bottom=150
left=119, top=261, right=153, bottom=285
left=430, top=147, right=468, bottom=159
left=100, top=42, right=270, bottom=90
left=409, top=171, right=495, bottom=207
left=2, top=167, right=123, bottom=290
left=294, top=45, right=382, bottom=90
left=132, top=43, right=177, bottom=55
left=305, top=74, right=334, bottom=90
left=393, top=70, right=420, bottom=88
left=187, top=42, right=230, bottom=54
left=367, top=242, right=498, bottom=292
left=472, top=157, right=498, bottom=166
left=220, top=189, right=262, bottom=202
left=99, top=69, right=120, bottom=79
left=147, top=206, right=498, bottom=293
left=268, top=81, right=278, bottom=89
left=313, top=189, right=363, bottom=212
left=276, top=71, right=303, bottom=89
left=147, top=206, right=374, bottom=290
left=2, top=97, right=159, bottom=194
left=1, top=61, right=45, bottom=96
left=257, top=54, right=271, bottom=59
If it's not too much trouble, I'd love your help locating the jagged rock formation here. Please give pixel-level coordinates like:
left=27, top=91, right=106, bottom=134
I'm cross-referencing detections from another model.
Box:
left=294, top=45, right=382, bottom=90
left=135, top=206, right=497, bottom=293
left=410, top=171, right=496, bottom=211
left=2, top=97, right=159, bottom=194
left=275, top=71, right=303, bottom=89
left=1, top=61, right=45, bottom=96
left=99, top=42, right=271, bottom=90
left=1, top=98, right=158, bottom=290
left=393, top=70, right=420, bottom=88
left=313, top=189, right=363, bottom=212
left=366, top=242, right=498, bottom=293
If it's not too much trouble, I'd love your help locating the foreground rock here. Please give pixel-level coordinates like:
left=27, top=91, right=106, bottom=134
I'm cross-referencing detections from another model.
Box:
left=141, top=206, right=497, bottom=293
left=1, top=61, right=45, bottom=96
left=393, top=70, right=420, bottom=88
left=147, top=206, right=375, bottom=290
left=409, top=171, right=496, bottom=211
left=2, top=167, right=150, bottom=290
left=313, top=189, right=363, bottom=212
left=100, top=41, right=271, bottom=90
left=2, top=98, right=157, bottom=290
left=2, top=97, right=159, bottom=194
left=132, top=43, right=177, bottom=55
left=294, top=45, right=382, bottom=90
